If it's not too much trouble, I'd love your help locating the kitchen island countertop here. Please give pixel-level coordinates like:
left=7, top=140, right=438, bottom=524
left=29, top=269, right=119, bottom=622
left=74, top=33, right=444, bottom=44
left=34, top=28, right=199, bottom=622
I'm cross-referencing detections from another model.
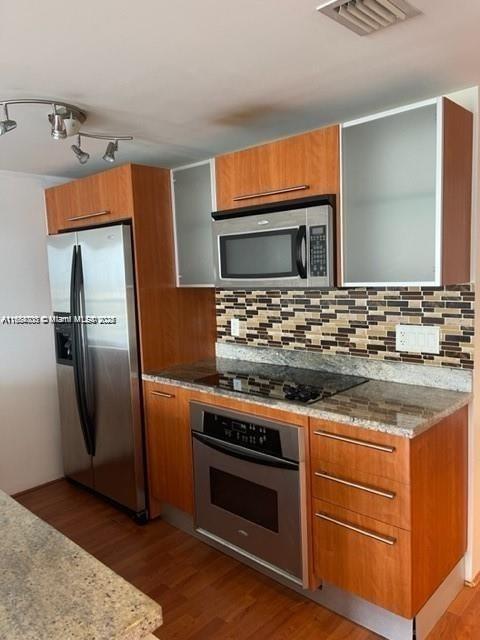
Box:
left=0, top=490, right=162, bottom=640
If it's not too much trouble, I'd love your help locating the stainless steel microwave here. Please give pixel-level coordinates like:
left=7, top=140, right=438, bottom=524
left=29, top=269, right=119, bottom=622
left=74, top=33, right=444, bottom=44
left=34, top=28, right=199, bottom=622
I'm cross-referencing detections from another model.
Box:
left=212, top=197, right=335, bottom=288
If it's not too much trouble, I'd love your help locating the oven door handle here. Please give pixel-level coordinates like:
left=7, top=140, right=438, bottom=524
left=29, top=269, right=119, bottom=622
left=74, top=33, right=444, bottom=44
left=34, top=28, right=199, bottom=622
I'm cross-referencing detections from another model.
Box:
left=295, top=225, right=307, bottom=279
left=192, top=432, right=299, bottom=470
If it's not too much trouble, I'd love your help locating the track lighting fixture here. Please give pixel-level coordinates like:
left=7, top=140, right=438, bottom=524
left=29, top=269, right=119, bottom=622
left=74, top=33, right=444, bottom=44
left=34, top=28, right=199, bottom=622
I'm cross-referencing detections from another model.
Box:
left=0, top=98, right=133, bottom=164
left=71, top=135, right=90, bottom=165
left=68, top=132, right=133, bottom=166
left=0, top=104, right=17, bottom=136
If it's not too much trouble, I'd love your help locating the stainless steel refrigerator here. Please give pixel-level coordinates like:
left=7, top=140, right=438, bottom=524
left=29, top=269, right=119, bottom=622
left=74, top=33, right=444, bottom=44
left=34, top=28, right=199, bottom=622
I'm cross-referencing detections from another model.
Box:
left=47, top=224, right=146, bottom=520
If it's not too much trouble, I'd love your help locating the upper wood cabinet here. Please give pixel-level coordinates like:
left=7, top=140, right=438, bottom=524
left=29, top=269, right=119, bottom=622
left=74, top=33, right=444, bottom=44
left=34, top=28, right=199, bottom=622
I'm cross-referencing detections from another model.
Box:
left=44, top=164, right=217, bottom=372
left=341, top=97, right=473, bottom=287
left=45, top=165, right=136, bottom=234
left=215, top=126, right=340, bottom=211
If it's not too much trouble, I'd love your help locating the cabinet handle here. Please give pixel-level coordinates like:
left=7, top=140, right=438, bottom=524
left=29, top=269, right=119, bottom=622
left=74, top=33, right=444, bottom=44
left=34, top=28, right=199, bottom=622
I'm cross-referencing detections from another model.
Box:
left=232, top=184, right=310, bottom=202
left=315, top=512, right=397, bottom=546
left=314, top=471, right=396, bottom=499
left=151, top=391, right=175, bottom=399
left=66, top=210, right=111, bottom=221
left=313, top=430, right=396, bottom=453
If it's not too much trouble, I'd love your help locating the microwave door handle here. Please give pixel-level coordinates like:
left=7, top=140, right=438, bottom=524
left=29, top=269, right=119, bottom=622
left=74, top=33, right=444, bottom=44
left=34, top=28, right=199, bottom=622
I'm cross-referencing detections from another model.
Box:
left=192, top=432, right=299, bottom=470
left=295, top=225, right=307, bottom=279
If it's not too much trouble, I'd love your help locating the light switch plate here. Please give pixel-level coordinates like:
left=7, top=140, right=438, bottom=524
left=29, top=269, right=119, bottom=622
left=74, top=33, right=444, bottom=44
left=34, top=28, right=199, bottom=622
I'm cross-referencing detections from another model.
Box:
left=230, top=318, right=241, bottom=337
left=396, top=324, right=440, bottom=355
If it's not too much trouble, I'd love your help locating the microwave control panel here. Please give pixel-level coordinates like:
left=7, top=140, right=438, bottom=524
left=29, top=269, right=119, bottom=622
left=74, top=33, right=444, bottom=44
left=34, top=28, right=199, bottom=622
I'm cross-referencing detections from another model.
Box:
left=310, top=225, right=328, bottom=277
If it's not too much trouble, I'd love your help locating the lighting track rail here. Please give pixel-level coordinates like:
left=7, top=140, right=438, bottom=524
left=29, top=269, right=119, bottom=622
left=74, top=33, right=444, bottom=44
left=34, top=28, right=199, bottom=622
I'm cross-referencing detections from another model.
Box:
left=0, top=98, right=133, bottom=165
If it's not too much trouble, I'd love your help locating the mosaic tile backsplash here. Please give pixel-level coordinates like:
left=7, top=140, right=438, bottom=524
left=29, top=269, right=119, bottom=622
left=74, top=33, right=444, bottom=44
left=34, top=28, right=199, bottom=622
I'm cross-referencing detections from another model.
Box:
left=216, top=285, right=475, bottom=370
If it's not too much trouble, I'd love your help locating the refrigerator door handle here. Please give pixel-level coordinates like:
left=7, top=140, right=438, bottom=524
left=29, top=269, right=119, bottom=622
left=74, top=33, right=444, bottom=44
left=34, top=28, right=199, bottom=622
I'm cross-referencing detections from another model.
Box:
left=71, top=245, right=95, bottom=456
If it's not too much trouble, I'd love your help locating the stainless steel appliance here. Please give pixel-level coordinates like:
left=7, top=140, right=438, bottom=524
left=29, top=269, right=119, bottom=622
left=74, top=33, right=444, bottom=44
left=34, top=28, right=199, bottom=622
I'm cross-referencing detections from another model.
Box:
left=212, top=196, right=335, bottom=288
left=47, top=224, right=146, bottom=520
left=190, top=402, right=303, bottom=584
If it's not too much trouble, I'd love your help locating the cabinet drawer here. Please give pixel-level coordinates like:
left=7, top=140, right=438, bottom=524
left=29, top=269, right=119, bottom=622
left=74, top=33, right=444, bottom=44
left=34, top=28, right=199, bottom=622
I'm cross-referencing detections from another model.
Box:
left=215, top=126, right=340, bottom=211
left=45, top=165, right=135, bottom=234
left=312, top=499, right=412, bottom=617
left=311, top=459, right=410, bottom=530
left=310, top=419, right=410, bottom=484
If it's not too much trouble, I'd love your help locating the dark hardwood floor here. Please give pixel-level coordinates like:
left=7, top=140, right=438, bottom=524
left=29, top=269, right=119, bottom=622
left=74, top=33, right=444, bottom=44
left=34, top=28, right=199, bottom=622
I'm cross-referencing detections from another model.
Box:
left=15, top=480, right=480, bottom=640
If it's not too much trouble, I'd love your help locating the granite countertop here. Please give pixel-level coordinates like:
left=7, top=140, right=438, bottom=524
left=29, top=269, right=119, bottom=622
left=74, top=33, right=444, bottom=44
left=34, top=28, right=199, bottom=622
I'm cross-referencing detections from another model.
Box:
left=0, top=491, right=162, bottom=640
left=143, top=358, right=471, bottom=438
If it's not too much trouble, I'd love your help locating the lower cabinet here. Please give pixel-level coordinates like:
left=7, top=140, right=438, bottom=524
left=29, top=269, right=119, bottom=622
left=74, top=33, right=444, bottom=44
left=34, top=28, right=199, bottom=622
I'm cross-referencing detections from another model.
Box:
left=313, top=498, right=412, bottom=616
left=142, top=378, right=467, bottom=620
left=309, top=408, right=468, bottom=618
left=143, top=381, right=194, bottom=517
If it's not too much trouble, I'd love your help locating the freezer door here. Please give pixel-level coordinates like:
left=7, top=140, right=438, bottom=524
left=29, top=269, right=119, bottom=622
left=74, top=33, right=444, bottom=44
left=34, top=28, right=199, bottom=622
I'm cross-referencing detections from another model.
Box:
left=46, top=233, right=94, bottom=489
left=77, top=224, right=145, bottom=513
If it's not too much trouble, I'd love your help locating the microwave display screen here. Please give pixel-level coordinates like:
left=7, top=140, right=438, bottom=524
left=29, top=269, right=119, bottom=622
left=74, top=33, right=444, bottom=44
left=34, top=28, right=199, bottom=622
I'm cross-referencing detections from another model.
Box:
left=220, top=228, right=298, bottom=279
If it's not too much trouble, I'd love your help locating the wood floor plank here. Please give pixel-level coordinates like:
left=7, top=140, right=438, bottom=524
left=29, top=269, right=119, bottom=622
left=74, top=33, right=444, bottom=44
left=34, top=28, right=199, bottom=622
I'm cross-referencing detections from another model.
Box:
left=14, top=480, right=479, bottom=640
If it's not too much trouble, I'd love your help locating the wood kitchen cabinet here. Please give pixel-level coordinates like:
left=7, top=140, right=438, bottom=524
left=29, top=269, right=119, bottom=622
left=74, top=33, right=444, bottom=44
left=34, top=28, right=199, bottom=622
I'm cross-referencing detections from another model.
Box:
left=215, top=126, right=340, bottom=211
left=143, top=377, right=467, bottom=618
left=309, top=408, right=468, bottom=618
left=45, top=165, right=135, bottom=234
left=341, top=97, right=473, bottom=286
left=143, top=381, right=194, bottom=517
left=44, top=164, right=217, bottom=372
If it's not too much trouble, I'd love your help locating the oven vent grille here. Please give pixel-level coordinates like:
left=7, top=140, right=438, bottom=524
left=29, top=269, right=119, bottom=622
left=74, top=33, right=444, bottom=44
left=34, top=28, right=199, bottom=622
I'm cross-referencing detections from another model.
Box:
left=316, top=0, right=422, bottom=36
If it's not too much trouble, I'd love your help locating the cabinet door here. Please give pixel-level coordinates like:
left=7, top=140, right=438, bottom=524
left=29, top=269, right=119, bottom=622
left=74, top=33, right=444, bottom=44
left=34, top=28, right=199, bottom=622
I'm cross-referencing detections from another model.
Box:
left=45, top=165, right=135, bottom=234
left=172, top=161, right=215, bottom=286
left=342, top=102, right=438, bottom=286
left=313, top=499, right=412, bottom=617
left=144, top=382, right=194, bottom=517
left=310, top=418, right=410, bottom=484
left=215, top=126, right=340, bottom=211
left=311, top=459, right=411, bottom=529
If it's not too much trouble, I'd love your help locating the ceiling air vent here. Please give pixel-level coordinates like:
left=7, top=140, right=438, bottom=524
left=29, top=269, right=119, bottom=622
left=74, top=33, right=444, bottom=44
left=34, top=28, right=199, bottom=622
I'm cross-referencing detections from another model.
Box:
left=316, top=0, right=422, bottom=36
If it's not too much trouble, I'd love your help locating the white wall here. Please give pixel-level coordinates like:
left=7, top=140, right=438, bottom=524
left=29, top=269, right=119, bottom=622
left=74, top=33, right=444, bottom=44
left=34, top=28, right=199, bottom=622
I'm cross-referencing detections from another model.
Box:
left=0, top=170, right=65, bottom=494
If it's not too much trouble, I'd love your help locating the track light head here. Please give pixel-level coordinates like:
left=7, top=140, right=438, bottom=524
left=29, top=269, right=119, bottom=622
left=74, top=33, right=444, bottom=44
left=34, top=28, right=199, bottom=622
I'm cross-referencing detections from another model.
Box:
left=50, top=112, right=67, bottom=140
left=0, top=104, right=17, bottom=136
left=103, top=140, right=118, bottom=163
left=71, top=136, right=90, bottom=164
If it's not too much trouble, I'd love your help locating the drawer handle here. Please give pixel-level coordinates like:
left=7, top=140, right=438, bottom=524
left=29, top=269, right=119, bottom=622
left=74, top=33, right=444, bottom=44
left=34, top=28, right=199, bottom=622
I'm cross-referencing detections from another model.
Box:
left=313, top=430, right=396, bottom=453
left=314, top=471, right=396, bottom=500
left=232, top=184, right=310, bottom=202
left=315, top=512, right=397, bottom=546
left=67, top=210, right=111, bottom=221
left=151, top=391, right=175, bottom=399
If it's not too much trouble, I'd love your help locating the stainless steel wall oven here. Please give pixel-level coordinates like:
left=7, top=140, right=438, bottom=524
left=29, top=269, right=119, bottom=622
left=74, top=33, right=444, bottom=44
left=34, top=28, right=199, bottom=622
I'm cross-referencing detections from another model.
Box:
left=190, top=402, right=304, bottom=584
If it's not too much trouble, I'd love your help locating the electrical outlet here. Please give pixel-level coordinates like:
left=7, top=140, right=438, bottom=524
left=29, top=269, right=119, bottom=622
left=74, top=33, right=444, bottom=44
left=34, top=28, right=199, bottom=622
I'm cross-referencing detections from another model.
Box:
left=395, top=324, right=440, bottom=355
left=230, top=318, right=241, bottom=337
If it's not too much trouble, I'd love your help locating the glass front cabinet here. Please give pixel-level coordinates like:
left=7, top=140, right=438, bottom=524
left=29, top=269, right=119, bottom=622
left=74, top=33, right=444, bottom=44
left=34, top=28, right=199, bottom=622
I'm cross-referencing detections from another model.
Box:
left=341, top=98, right=473, bottom=287
left=172, top=159, right=216, bottom=287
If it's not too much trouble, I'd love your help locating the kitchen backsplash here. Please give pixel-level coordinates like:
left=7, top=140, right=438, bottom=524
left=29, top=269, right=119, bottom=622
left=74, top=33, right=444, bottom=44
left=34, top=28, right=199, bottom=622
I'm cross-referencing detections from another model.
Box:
left=216, top=285, right=475, bottom=370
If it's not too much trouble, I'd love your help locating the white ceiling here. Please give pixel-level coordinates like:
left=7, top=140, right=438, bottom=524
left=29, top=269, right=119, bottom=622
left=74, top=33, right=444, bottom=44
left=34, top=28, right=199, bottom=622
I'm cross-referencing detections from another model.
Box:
left=1, top=0, right=479, bottom=178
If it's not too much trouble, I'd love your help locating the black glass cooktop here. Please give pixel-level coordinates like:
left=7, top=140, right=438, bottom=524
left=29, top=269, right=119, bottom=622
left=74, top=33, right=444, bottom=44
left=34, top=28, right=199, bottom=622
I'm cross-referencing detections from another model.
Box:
left=196, top=365, right=368, bottom=405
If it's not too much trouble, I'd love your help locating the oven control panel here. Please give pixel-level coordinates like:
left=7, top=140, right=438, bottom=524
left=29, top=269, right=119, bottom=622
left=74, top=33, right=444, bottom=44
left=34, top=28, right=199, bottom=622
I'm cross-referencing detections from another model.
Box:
left=309, top=225, right=328, bottom=277
left=203, top=411, right=282, bottom=456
